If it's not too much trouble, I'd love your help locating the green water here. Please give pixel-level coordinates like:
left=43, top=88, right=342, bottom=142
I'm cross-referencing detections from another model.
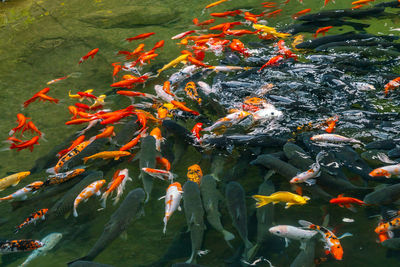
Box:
left=0, top=0, right=400, bottom=266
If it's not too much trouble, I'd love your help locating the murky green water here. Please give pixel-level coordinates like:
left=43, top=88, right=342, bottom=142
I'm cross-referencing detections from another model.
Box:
left=0, top=0, right=400, bottom=266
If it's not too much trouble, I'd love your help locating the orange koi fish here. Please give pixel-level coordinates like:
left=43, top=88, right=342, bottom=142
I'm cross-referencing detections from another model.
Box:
left=95, top=126, right=115, bottom=140
left=325, top=116, right=338, bottom=133
left=193, top=18, right=216, bottom=27
left=313, top=26, right=333, bottom=38
left=187, top=164, right=203, bottom=185
left=23, top=87, right=50, bottom=108
left=171, top=100, right=200, bottom=116
left=187, top=56, right=211, bottom=68
left=191, top=123, right=203, bottom=143
left=352, top=0, right=374, bottom=5
left=36, top=93, right=59, bottom=105
left=384, top=77, right=400, bottom=95
left=210, top=10, right=242, bottom=17
left=15, top=209, right=48, bottom=233
left=73, top=180, right=105, bottom=217
left=9, top=113, right=30, bottom=136
left=126, top=32, right=155, bottom=42
left=266, top=9, right=282, bottom=18
left=23, top=121, right=43, bottom=137
left=44, top=168, right=85, bottom=186
left=4, top=137, right=23, bottom=144
left=160, top=182, right=183, bottom=234
left=259, top=55, right=285, bottom=71
left=292, top=8, right=311, bottom=19
left=163, top=81, right=176, bottom=97
left=150, top=127, right=165, bottom=152
left=10, top=136, right=39, bottom=152
left=152, top=40, right=165, bottom=50
left=142, top=168, right=176, bottom=181
left=156, top=157, right=171, bottom=171
left=329, top=194, right=367, bottom=210
left=83, top=151, right=131, bottom=163
left=119, top=130, right=147, bottom=151
left=205, top=0, right=229, bottom=9
left=324, top=0, right=334, bottom=6
left=0, top=181, right=43, bottom=201
left=224, top=29, right=259, bottom=36
left=229, top=39, right=250, bottom=57
left=65, top=118, right=94, bottom=125
left=100, top=169, right=132, bottom=208
left=369, top=164, right=400, bottom=178
left=111, top=62, right=122, bottom=78
left=209, top=21, right=242, bottom=31
left=79, top=48, right=99, bottom=64
left=157, top=106, right=169, bottom=120
left=375, top=217, right=400, bottom=236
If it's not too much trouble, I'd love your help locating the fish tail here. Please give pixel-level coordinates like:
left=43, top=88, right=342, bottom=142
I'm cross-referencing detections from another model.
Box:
left=163, top=219, right=167, bottom=234
left=83, top=157, right=89, bottom=164
left=0, top=195, right=12, bottom=201
left=252, top=195, right=272, bottom=208
left=100, top=192, right=108, bottom=208
left=73, top=208, right=78, bottom=217
left=222, top=229, right=235, bottom=241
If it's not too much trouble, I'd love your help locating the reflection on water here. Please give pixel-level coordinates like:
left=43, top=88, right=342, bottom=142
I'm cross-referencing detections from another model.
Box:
left=0, top=0, right=399, bottom=266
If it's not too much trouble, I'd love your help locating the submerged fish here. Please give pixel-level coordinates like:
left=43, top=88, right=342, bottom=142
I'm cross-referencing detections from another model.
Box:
left=269, top=225, right=317, bottom=249
left=252, top=191, right=310, bottom=209
left=20, top=232, right=62, bottom=267
left=139, top=136, right=157, bottom=202
left=0, top=240, right=43, bottom=253
left=161, top=182, right=183, bottom=234
left=68, top=188, right=145, bottom=264
left=0, top=172, right=30, bottom=191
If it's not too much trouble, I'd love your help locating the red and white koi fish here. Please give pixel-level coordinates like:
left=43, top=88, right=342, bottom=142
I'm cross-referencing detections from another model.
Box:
left=290, top=151, right=326, bottom=186
left=191, top=123, right=203, bottom=143
left=0, top=181, right=43, bottom=201
left=100, top=169, right=132, bottom=208
left=78, top=48, right=99, bottom=64
left=142, top=168, right=176, bottom=182
left=150, top=127, right=165, bottom=152
left=203, top=110, right=251, bottom=132
left=299, top=220, right=352, bottom=260
left=73, top=180, right=105, bottom=217
left=310, top=134, right=362, bottom=144
left=369, top=164, right=400, bottom=178
left=15, top=209, right=48, bottom=233
left=156, top=157, right=171, bottom=171
left=159, top=182, right=183, bottom=234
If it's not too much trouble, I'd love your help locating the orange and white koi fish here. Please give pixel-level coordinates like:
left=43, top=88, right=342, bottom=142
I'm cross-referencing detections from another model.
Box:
left=313, top=26, right=333, bottom=38
left=0, top=181, right=43, bottom=201
left=191, top=123, right=203, bottom=143
left=171, top=30, right=197, bottom=40
left=46, top=75, right=69, bottom=85
left=299, top=220, right=351, bottom=261
left=384, top=77, right=400, bottom=95
left=160, top=182, right=183, bottom=234
left=79, top=48, right=99, bottom=64
left=156, top=157, right=171, bottom=171
left=15, top=209, right=48, bottom=233
left=203, top=110, right=251, bottom=132
left=170, top=100, right=200, bottom=116
left=310, top=134, right=362, bottom=144
left=150, top=127, right=165, bottom=152
left=290, top=151, right=326, bottom=186
left=10, top=136, right=40, bottom=152
left=142, top=168, right=176, bottom=182
left=187, top=164, right=203, bottom=185
left=369, top=164, right=400, bottom=178
left=375, top=217, right=400, bottom=237
left=9, top=114, right=30, bottom=136
left=0, top=172, right=30, bottom=192
left=44, top=168, right=85, bottom=187
left=126, top=32, right=155, bottom=42
left=73, top=180, right=105, bottom=217
left=100, top=169, right=132, bottom=208
left=83, top=151, right=131, bottom=164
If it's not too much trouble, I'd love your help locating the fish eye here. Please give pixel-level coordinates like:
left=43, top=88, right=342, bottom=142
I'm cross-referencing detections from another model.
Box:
left=337, top=246, right=340, bottom=248
left=271, top=112, right=275, bottom=115
left=276, top=230, right=280, bottom=234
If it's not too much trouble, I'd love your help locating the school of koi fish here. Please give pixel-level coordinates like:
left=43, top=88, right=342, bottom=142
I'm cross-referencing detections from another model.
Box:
left=1, top=0, right=400, bottom=266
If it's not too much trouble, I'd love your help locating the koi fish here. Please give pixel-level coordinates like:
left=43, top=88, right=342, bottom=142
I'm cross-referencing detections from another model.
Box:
left=210, top=10, right=242, bottom=17
left=229, top=39, right=250, bottom=57
left=325, top=116, right=339, bottom=133
left=375, top=217, right=400, bottom=236
left=313, top=26, right=333, bottom=38
left=0, top=181, right=43, bottom=201
left=292, top=8, right=311, bottom=19
left=150, top=127, right=165, bottom=152
left=193, top=18, right=216, bottom=26
left=329, top=194, right=367, bottom=211
left=23, top=88, right=50, bottom=108
left=126, top=32, right=155, bottom=42
left=79, top=48, right=99, bottom=64
left=36, top=93, right=59, bottom=105
left=292, top=35, right=304, bottom=49
left=310, top=134, right=362, bottom=144
left=352, top=0, right=374, bottom=5
left=253, top=24, right=291, bottom=38
left=252, top=191, right=310, bottom=209
left=369, top=164, right=400, bottom=178
left=384, top=77, right=400, bottom=95
left=141, top=167, right=176, bottom=182
left=73, top=180, right=106, bottom=217
left=43, top=168, right=85, bottom=187
left=56, top=135, right=85, bottom=158
left=152, top=40, right=165, bottom=50
left=46, top=75, right=69, bottom=85
left=10, top=136, right=39, bottom=152
left=171, top=30, right=197, bottom=40
left=269, top=225, right=317, bottom=249
left=156, top=157, right=171, bottom=171
left=203, top=110, right=251, bottom=132
left=15, top=209, right=48, bottom=233
left=290, top=151, right=326, bottom=186
left=83, top=151, right=131, bottom=163
left=157, top=54, right=190, bottom=75
left=160, top=182, right=182, bottom=234
left=9, top=114, right=30, bottom=136
left=170, top=100, right=200, bottom=116
left=119, top=130, right=147, bottom=151
left=298, top=220, right=352, bottom=260
left=187, top=164, right=203, bottom=185
left=205, top=0, right=229, bottom=9
left=324, top=0, right=333, bottom=6
left=100, top=169, right=132, bottom=208
left=0, top=172, right=30, bottom=192
left=184, top=82, right=202, bottom=104
left=90, top=94, right=106, bottom=109
left=266, top=9, right=282, bottom=18
left=0, top=240, right=43, bottom=253
left=191, top=123, right=203, bottom=143
left=259, top=55, right=285, bottom=71
left=21, top=121, right=43, bottom=137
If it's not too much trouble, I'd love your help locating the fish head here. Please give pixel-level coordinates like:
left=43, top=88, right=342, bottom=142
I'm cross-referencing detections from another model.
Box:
left=375, top=223, right=388, bottom=234
left=295, top=195, right=310, bottom=204
left=290, top=177, right=300, bottom=183
left=20, top=171, right=31, bottom=179
left=269, top=225, right=288, bottom=237
left=253, top=106, right=283, bottom=121
left=330, top=244, right=343, bottom=260
left=369, top=168, right=390, bottom=178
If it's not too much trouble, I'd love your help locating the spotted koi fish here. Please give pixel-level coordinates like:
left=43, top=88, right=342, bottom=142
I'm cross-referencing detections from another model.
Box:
left=187, top=164, right=203, bottom=185
left=43, top=168, right=85, bottom=187
left=0, top=181, right=43, bottom=201
left=73, top=180, right=105, bottom=217
left=184, top=82, right=202, bottom=104
left=0, top=240, right=44, bottom=253
left=15, top=209, right=48, bottom=233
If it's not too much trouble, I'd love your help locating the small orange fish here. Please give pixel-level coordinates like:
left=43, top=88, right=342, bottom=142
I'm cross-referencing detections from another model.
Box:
left=352, top=0, right=374, bottom=5
left=193, top=18, right=216, bottom=26
left=292, top=8, right=311, bottom=19
left=313, top=26, right=333, bottom=38
left=171, top=100, right=200, bottom=116
left=266, top=9, right=282, bottom=18
left=259, top=55, right=285, bottom=71
left=142, top=167, right=175, bottom=181
left=10, top=136, right=39, bottom=152
left=126, top=32, right=155, bottom=42
left=384, top=77, right=400, bottom=95
left=191, top=123, right=203, bottom=143
left=205, top=0, right=229, bottom=9
left=79, top=48, right=99, bottom=64
left=9, top=113, right=30, bottom=136
left=325, top=116, right=339, bottom=133
left=23, top=87, right=50, bottom=108
left=210, top=10, right=242, bottom=17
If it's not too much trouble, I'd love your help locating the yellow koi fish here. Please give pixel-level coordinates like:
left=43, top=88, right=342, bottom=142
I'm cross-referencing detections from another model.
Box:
left=157, top=54, right=190, bottom=75
left=83, top=151, right=131, bottom=163
left=187, top=164, right=203, bottom=185
left=90, top=94, right=106, bottom=109
left=252, top=24, right=291, bottom=38
left=68, top=89, right=94, bottom=99
left=252, top=191, right=310, bottom=209
left=0, top=172, right=31, bottom=191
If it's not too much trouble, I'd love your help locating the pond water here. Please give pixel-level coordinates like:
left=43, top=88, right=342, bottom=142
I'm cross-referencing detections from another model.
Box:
left=0, top=0, right=400, bottom=266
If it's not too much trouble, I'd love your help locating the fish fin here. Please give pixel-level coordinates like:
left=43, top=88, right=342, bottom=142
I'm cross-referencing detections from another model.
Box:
left=338, top=204, right=344, bottom=208
left=21, top=195, right=28, bottom=200
left=322, top=214, right=330, bottom=228
left=83, top=157, right=89, bottom=164
left=338, top=194, right=344, bottom=198
left=120, top=231, right=128, bottom=240
left=12, top=181, right=20, bottom=186
left=298, top=220, right=313, bottom=227
left=273, top=201, right=280, bottom=204
left=178, top=206, right=182, bottom=211
left=315, top=171, right=321, bottom=177
left=346, top=204, right=357, bottom=213
left=222, top=229, right=235, bottom=241
left=303, top=196, right=310, bottom=201
left=158, top=196, right=166, bottom=200
left=305, top=179, right=316, bottom=186
left=96, top=191, right=101, bottom=196
left=115, top=157, right=120, bottom=160
left=300, top=240, right=307, bottom=250
left=388, top=231, right=394, bottom=239
left=285, top=238, right=290, bottom=247
left=285, top=203, right=292, bottom=209
left=73, top=209, right=78, bottom=217
left=64, top=211, right=71, bottom=219
left=337, top=232, right=352, bottom=239
left=252, top=195, right=272, bottom=208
